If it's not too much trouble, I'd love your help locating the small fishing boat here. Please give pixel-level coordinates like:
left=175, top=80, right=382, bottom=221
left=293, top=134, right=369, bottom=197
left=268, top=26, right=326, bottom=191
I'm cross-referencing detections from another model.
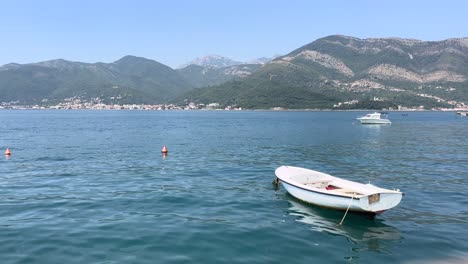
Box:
left=356, top=112, right=391, bottom=124
left=275, top=166, right=403, bottom=215
left=456, top=112, right=468, bottom=117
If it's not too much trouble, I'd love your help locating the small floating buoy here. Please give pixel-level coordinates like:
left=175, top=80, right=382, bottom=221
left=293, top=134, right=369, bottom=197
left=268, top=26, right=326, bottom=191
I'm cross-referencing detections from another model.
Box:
left=273, top=177, right=280, bottom=190
left=5, top=148, right=11, bottom=156
left=161, top=145, right=168, bottom=154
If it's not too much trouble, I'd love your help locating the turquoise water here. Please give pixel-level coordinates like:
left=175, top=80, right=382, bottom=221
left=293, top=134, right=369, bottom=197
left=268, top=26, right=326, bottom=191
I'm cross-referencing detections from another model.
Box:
left=1, top=110, right=467, bottom=263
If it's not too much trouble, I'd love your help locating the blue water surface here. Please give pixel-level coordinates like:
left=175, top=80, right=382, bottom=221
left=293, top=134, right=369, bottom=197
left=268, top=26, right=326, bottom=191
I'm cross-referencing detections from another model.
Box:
left=1, top=110, right=467, bottom=263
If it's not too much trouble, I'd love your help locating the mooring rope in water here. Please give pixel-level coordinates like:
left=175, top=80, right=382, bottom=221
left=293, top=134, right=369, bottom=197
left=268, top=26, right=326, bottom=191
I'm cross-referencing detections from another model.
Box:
left=339, top=193, right=355, bottom=225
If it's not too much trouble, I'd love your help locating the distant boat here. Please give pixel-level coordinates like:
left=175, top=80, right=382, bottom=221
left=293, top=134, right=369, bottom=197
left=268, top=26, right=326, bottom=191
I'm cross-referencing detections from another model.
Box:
left=456, top=112, right=468, bottom=117
left=275, top=166, right=403, bottom=215
left=356, top=112, right=391, bottom=124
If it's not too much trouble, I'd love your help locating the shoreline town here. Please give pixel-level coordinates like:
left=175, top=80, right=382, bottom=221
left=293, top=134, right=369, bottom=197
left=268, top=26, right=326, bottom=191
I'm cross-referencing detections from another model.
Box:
left=1, top=96, right=467, bottom=112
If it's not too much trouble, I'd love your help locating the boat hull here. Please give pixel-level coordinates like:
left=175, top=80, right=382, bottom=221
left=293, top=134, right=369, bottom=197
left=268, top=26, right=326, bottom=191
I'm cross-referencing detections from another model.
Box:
left=357, top=118, right=391, bottom=124
left=281, top=181, right=401, bottom=214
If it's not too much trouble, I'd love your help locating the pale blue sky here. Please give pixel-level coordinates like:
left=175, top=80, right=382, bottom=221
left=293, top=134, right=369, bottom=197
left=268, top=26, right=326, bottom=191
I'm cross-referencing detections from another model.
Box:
left=1, top=0, right=467, bottom=68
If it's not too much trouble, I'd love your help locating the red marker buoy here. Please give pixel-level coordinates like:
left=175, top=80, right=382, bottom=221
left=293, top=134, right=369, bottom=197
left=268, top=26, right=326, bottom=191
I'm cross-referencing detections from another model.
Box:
left=5, top=148, right=11, bottom=156
left=161, top=145, right=168, bottom=154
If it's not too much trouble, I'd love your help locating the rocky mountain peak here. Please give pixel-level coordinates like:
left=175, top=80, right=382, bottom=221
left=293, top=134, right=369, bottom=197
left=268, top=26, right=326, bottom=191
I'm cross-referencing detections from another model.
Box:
left=184, top=55, right=244, bottom=68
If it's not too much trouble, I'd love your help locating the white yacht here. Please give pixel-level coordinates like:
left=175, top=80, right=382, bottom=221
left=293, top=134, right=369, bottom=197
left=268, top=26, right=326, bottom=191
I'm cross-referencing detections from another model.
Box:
left=356, top=112, right=391, bottom=124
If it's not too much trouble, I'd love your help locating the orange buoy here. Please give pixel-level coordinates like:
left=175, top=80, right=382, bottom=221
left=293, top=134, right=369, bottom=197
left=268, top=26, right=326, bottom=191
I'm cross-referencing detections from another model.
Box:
left=161, top=145, right=168, bottom=154
left=5, top=148, right=11, bottom=156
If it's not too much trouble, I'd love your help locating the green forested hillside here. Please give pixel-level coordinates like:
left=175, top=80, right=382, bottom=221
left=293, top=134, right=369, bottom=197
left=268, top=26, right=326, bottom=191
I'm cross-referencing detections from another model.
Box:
left=0, top=56, right=191, bottom=104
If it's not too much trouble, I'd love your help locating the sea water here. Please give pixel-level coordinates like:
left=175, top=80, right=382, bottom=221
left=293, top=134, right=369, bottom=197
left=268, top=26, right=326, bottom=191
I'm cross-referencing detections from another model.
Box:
left=1, top=110, right=467, bottom=263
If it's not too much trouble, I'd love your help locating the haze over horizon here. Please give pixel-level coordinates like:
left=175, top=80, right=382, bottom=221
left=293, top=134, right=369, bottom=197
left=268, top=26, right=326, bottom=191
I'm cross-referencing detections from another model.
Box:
left=1, top=0, right=467, bottom=68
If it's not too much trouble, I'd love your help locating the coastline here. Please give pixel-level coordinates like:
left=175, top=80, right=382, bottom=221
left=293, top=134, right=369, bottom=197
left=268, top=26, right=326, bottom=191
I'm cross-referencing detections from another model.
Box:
left=0, top=107, right=466, bottom=112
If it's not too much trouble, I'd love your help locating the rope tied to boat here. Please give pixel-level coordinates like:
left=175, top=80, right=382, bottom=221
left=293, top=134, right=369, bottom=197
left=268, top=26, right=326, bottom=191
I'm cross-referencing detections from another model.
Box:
left=339, top=193, right=355, bottom=225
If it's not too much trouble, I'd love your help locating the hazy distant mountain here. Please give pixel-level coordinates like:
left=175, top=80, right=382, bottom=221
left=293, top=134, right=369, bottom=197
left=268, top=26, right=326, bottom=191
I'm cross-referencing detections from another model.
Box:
left=0, top=56, right=192, bottom=104
left=178, top=35, right=468, bottom=109
left=177, top=64, right=261, bottom=88
left=183, top=55, right=244, bottom=68
left=180, top=55, right=278, bottom=69
left=177, top=55, right=276, bottom=87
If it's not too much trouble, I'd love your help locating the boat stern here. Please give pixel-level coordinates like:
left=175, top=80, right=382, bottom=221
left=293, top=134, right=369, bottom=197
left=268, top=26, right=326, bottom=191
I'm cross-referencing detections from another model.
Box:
left=361, top=192, right=403, bottom=213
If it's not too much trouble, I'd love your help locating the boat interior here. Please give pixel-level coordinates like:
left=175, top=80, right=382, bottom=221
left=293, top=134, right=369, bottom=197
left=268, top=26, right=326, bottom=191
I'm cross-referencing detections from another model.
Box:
left=292, top=174, right=365, bottom=197
left=288, top=171, right=393, bottom=198
left=309, top=181, right=365, bottom=197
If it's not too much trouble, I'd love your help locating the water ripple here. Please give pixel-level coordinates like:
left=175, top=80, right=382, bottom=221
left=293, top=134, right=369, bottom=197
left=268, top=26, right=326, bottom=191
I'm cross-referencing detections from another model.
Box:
left=0, top=110, right=467, bottom=263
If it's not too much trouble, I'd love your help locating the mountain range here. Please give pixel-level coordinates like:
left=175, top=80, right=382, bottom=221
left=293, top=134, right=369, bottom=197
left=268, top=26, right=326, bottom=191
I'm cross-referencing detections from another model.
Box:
left=0, top=55, right=266, bottom=105
left=1, top=35, right=468, bottom=109
left=180, top=35, right=468, bottom=109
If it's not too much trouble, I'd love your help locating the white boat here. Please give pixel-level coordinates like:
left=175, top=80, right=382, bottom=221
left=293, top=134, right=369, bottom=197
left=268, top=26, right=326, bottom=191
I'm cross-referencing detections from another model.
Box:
left=356, top=112, right=391, bottom=124
left=456, top=112, right=468, bottom=117
left=275, top=166, right=403, bottom=215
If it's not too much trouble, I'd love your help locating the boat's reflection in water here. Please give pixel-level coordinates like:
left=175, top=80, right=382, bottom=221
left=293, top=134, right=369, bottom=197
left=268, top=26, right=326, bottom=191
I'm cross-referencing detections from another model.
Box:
left=361, top=124, right=384, bottom=128
left=286, top=196, right=402, bottom=253
left=359, top=124, right=385, bottom=133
